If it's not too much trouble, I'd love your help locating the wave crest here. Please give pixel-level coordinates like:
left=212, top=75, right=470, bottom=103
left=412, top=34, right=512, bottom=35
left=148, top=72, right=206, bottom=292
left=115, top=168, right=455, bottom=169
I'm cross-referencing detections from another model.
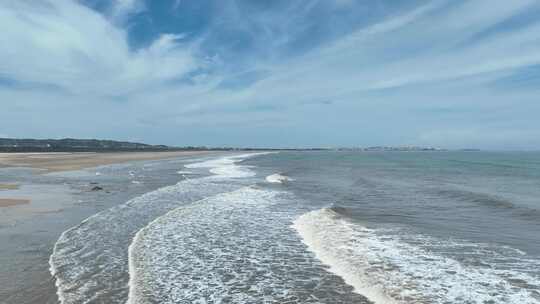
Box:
left=293, top=208, right=540, bottom=304
left=266, top=173, right=294, bottom=183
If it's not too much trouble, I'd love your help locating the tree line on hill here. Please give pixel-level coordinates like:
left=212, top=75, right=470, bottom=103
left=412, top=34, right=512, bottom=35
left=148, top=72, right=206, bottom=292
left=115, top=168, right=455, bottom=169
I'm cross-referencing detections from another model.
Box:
left=0, top=138, right=191, bottom=152
left=0, top=138, right=302, bottom=152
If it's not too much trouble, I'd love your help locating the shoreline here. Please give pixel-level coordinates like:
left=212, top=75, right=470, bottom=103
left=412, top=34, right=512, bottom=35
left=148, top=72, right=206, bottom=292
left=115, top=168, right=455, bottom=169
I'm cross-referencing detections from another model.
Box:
left=0, top=151, right=214, bottom=304
left=0, top=151, right=213, bottom=172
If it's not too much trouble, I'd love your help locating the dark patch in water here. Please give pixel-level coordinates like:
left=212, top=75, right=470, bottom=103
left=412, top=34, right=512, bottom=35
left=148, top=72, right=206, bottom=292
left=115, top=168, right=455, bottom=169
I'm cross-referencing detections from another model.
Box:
left=435, top=188, right=515, bottom=209
left=329, top=206, right=350, bottom=216
left=435, top=188, right=540, bottom=222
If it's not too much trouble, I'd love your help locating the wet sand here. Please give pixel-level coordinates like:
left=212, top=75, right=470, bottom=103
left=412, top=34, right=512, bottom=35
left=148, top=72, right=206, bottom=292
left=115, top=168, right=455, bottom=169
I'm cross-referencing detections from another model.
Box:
left=0, top=151, right=214, bottom=303
left=0, top=198, right=30, bottom=207
left=0, top=151, right=209, bottom=172
left=0, top=184, right=27, bottom=207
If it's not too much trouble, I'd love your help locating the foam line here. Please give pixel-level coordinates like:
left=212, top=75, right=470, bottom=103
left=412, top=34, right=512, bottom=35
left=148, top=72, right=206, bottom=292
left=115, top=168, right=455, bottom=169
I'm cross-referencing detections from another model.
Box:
left=293, top=208, right=540, bottom=304
left=49, top=153, right=264, bottom=304
left=266, top=173, right=294, bottom=184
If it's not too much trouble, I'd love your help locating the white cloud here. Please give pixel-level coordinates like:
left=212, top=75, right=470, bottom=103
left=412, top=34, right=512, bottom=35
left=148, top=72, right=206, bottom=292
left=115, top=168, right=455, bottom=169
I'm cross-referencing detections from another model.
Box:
left=0, top=0, right=198, bottom=97
left=111, top=0, right=145, bottom=20
left=229, top=0, right=540, bottom=105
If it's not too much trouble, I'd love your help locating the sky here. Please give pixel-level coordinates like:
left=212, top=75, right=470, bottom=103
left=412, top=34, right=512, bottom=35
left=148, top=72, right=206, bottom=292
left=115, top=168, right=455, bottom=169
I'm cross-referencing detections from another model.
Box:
left=1, top=0, right=540, bottom=149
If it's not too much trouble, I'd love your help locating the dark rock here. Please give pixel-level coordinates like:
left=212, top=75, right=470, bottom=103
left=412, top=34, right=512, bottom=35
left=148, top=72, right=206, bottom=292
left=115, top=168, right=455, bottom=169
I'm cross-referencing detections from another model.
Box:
left=91, top=186, right=103, bottom=191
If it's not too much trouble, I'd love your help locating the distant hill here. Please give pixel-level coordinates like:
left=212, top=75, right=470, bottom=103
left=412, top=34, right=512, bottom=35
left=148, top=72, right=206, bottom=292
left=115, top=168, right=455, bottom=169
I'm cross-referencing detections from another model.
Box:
left=0, top=138, right=305, bottom=152
left=0, top=138, right=181, bottom=152
left=336, top=146, right=446, bottom=152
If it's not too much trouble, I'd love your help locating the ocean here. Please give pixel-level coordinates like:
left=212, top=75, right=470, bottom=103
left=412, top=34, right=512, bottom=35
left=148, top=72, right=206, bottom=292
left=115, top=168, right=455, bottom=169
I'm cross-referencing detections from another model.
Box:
left=48, top=151, right=540, bottom=303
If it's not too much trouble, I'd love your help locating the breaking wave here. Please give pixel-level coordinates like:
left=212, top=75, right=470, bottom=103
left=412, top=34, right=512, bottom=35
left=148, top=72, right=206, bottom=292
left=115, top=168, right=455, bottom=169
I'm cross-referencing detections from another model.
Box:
left=126, top=187, right=369, bottom=304
left=49, top=153, right=262, bottom=304
left=266, top=173, right=294, bottom=184
left=293, top=207, right=540, bottom=304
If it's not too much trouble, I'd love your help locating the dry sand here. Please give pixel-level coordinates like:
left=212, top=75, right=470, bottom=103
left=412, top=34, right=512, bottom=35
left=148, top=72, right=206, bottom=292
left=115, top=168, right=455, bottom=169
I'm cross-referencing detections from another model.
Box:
left=0, top=151, right=210, bottom=172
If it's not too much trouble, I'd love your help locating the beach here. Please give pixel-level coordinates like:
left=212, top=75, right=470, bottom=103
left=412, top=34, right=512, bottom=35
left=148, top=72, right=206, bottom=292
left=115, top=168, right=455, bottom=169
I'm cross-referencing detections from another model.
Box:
left=0, top=151, right=207, bottom=172
left=0, top=151, right=211, bottom=222
left=0, top=151, right=213, bottom=304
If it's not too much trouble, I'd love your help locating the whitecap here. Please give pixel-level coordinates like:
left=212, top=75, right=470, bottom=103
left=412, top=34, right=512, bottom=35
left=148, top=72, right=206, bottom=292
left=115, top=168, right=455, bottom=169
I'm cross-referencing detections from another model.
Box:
left=293, top=208, right=540, bottom=304
left=126, top=187, right=369, bottom=304
left=49, top=153, right=263, bottom=304
left=185, top=153, right=268, bottom=178
left=176, top=170, right=193, bottom=175
left=266, top=173, right=294, bottom=184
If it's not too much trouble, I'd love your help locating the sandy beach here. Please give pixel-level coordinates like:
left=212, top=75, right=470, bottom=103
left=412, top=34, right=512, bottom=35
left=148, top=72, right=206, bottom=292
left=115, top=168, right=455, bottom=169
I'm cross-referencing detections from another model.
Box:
left=0, top=151, right=209, bottom=210
left=0, top=151, right=213, bottom=212
left=0, top=151, right=210, bottom=172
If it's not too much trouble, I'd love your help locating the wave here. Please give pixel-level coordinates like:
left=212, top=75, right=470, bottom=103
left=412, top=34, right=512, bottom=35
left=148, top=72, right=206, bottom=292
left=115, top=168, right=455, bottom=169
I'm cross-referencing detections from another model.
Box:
left=126, top=187, right=370, bottom=304
left=126, top=187, right=277, bottom=304
left=49, top=153, right=263, bottom=304
left=434, top=187, right=540, bottom=220
left=176, top=170, right=193, bottom=175
left=293, top=208, right=395, bottom=304
left=435, top=188, right=515, bottom=209
left=293, top=208, right=540, bottom=304
left=185, top=152, right=270, bottom=178
left=265, top=173, right=294, bottom=184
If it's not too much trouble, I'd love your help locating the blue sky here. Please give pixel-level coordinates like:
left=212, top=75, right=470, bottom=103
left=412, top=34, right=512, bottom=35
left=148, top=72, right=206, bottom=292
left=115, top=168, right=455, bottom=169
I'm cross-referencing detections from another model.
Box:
left=1, top=0, right=540, bottom=149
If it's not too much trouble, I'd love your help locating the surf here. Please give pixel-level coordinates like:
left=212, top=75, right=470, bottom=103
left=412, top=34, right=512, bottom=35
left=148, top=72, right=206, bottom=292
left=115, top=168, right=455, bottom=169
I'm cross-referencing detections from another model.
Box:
left=49, top=153, right=263, bottom=304
left=125, top=186, right=370, bottom=303
left=266, top=173, right=294, bottom=184
left=293, top=207, right=540, bottom=304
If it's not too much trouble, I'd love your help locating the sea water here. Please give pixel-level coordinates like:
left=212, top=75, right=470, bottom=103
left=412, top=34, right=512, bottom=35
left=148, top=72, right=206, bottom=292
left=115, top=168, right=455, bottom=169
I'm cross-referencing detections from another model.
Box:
left=50, top=151, right=540, bottom=303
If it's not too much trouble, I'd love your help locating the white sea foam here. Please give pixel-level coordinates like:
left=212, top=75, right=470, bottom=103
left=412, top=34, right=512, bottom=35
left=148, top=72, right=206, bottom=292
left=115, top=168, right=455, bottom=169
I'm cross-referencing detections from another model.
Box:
left=293, top=208, right=540, bottom=304
left=185, top=153, right=270, bottom=178
left=50, top=153, right=264, bottom=304
left=49, top=180, right=220, bottom=304
left=266, top=173, right=294, bottom=184
left=293, top=208, right=396, bottom=304
left=176, top=170, right=193, bottom=175
left=126, top=187, right=370, bottom=304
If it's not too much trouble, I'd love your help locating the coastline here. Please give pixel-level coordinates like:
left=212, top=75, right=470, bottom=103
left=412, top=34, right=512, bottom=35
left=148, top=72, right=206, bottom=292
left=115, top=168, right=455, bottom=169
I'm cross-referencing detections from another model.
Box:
left=0, top=151, right=214, bottom=304
left=0, top=151, right=211, bottom=172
